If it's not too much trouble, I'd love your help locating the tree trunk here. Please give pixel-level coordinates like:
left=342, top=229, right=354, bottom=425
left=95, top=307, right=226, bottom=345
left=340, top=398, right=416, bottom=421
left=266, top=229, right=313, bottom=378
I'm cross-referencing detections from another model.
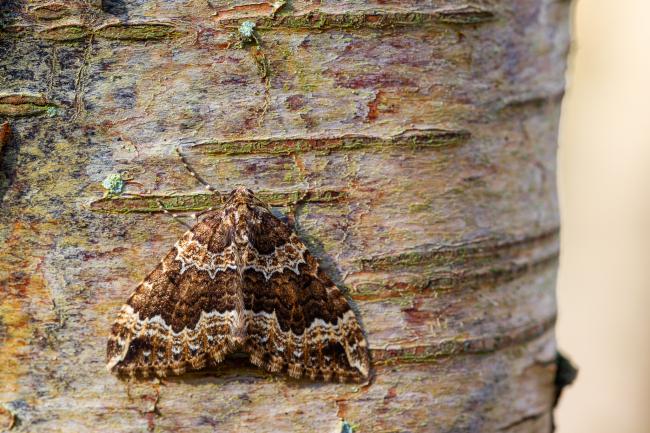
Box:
left=0, top=0, right=570, bottom=432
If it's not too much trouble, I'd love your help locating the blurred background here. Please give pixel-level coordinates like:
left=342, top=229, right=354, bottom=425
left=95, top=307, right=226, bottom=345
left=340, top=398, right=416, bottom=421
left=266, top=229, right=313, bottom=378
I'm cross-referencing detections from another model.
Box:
left=556, top=0, right=650, bottom=432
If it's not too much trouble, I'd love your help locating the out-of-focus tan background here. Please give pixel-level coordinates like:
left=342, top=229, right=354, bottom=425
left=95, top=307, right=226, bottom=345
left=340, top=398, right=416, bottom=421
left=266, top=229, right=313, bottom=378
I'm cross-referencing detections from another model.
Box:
left=556, top=0, right=650, bottom=432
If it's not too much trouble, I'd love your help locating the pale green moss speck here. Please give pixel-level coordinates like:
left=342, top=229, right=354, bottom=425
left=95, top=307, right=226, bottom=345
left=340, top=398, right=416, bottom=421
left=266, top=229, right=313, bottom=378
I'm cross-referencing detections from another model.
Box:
left=102, top=173, right=125, bottom=196
left=239, top=21, right=256, bottom=39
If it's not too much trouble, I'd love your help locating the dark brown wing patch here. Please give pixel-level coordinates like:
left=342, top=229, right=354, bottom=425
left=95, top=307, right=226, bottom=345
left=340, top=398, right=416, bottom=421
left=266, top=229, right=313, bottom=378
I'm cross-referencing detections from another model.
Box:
left=240, top=234, right=369, bottom=382
left=106, top=217, right=242, bottom=378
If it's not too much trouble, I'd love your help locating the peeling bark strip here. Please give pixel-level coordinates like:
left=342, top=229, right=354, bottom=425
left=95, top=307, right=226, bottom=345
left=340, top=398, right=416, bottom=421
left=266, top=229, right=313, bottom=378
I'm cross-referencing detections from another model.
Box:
left=352, top=250, right=559, bottom=302
left=0, top=0, right=570, bottom=431
left=348, top=229, right=560, bottom=307
left=372, top=317, right=556, bottom=365
left=95, top=23, right=183, bottom=41
left=0, top=94, right=57, bottom=117
left=26, top=0, right=183, bottom=42
left=39, top=22, right=183, bottom=42
left=435, top=5, right=497, bottom=24
left=196, top=129, right=470, bottom=156
left=358, top=228, right=560, bottom=272
left=216, top=6, right=496, bottom=30
left=90, top=189, right=345, bottom=213
left=28, top=0, right=103, bottom=20
left=39, top=23, right=91, bottom=41
left=30, top=3, right=72, bottom=21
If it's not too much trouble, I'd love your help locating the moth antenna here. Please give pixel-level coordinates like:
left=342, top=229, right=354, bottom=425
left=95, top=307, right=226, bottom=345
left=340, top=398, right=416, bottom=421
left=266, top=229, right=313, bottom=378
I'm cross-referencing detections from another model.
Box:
left=191, top=207, right=216, bottom=221
left=175, top=146, right=217, bottom=194
left=156, top=199, right=192, bottom=230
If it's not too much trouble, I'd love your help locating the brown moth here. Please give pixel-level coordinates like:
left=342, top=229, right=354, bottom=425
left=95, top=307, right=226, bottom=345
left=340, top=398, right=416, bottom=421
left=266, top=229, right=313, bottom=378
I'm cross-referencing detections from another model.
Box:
left=106, top=187, right=370, bottom=382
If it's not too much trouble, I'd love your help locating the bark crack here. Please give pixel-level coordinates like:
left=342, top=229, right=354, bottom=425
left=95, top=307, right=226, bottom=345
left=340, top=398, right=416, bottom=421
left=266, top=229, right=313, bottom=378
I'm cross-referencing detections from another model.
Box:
left=498, top=412, right=547, bottom=432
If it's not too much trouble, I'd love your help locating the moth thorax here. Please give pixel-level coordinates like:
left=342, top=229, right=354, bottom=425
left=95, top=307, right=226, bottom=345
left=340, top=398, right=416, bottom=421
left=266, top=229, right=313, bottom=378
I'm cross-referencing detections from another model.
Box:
left=234, top=229, right=250, bottom=245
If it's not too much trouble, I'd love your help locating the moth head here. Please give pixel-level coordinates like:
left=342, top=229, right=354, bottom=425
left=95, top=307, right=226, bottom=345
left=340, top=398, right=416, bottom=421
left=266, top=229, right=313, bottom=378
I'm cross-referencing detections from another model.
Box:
left=228, top=186, right=254, bottom=202
left=226, top=186, right=269, bottom=212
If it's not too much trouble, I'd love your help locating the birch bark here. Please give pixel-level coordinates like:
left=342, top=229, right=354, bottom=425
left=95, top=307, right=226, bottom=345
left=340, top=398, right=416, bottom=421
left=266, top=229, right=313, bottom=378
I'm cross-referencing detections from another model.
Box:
left=0, top=1, right=570, bottom=432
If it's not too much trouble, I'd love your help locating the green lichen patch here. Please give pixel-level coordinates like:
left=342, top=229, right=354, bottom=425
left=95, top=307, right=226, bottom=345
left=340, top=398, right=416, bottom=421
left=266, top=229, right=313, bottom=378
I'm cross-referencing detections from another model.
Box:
left=0, top=94, right=59, bottom=117
left=258, top=189, right=346, bottom=206
left=238, top=20, right=256, bottom=40
left=92, top=193, right=219, bottom=214
left=228, top=19, right=268, bottom=118
left=408, top=202, right=430, bottom=213
left=101, top=174, right=126, bottom=196
left=436, top=6, right=496, bottom=24
left=220, top=9, right=495, bottom=31
left=229, top=20, right=261, bottom=49
left=198, top=129, right=470, bottom=156
left=90, top=189, right=346, bottom=213
left=39, top=24, right=90, bottom=41
left=96, top=23, right=181, bottom=41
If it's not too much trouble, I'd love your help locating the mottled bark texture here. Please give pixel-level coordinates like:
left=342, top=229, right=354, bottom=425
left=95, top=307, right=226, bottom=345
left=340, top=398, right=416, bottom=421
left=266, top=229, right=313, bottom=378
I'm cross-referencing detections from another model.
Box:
left=0, top=0, right=570, bottom=432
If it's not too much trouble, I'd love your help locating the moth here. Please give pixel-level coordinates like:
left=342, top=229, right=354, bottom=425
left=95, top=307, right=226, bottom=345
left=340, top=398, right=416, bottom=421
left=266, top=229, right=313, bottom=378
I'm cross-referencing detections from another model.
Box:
left=106, top=186, right=370, bottom=382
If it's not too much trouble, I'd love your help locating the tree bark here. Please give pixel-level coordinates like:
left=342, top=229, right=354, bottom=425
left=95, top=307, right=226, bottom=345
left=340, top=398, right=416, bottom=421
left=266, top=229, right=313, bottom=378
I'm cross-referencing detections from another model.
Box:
left=0, top=0, right=570, bottom=432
